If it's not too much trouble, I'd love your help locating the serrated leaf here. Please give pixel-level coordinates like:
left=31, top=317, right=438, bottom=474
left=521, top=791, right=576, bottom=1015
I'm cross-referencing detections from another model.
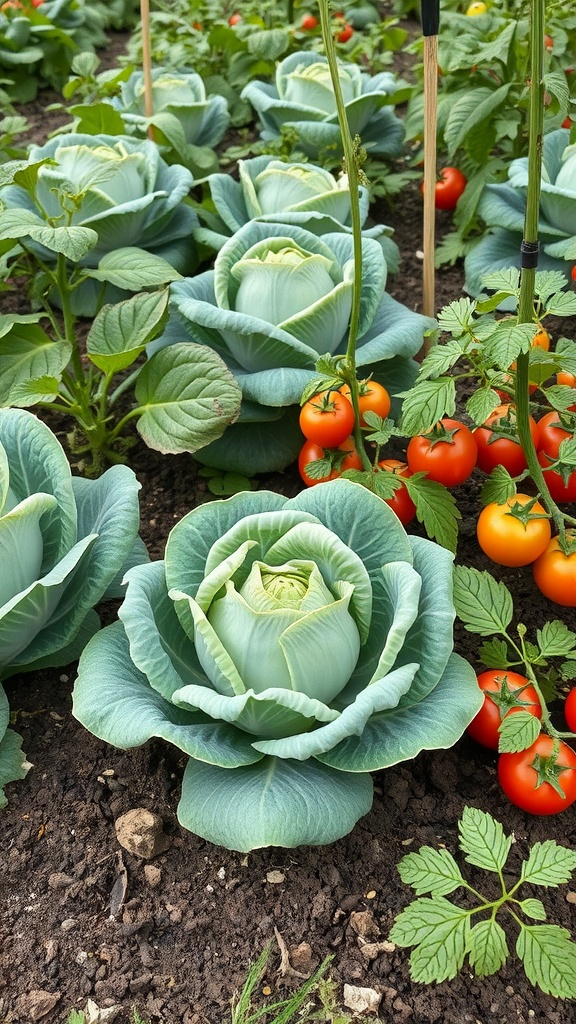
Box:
left=437, top=298, right=477, bottom=336
left=483, top=321, right=536, bottom=371
left=536, top=620, right=576, bottom=659
left=458, top=806, right=512, bottom=873
left=516, top=924, right=576, bottom=999
left=398, top=847, right=465, bottom=897
left=520, top=840, right=576, bottom=887
left=390, top=898, right=470, bottom=984
left=481, top=268, right=521, bottom=294
left=399, top=377, right=456, bottom=436
left=444, top=84, right=511, bottom=157
left=519, top=899, right=547, bottom=921
left=8, top=374, right=61, bottom=406
left=478, top=638, right=512, bottom=668
left=87, top=290, right=170, bottom=374
left=467, top=919, right=509, bottom=978
left=403, top=474, right=460, bottom=553
left=417, top=340, right=464, bottom=381
left=466, top=386, right=500, bottom=427
left=545, top=292, right=576, bottom=317
left=497, top=710, right=541, bottom=753
left=452, top=565, right=513, bottom=636
left=480, top=465, right=516, bottom=507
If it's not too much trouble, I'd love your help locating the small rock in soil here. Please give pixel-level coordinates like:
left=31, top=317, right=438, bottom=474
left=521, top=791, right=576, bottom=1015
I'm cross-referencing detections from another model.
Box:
left=14, top=989, right=61, bottom=1021
left=343, top=984, right=382, bottom=1014
left=114, top=808, right=172, bottom=859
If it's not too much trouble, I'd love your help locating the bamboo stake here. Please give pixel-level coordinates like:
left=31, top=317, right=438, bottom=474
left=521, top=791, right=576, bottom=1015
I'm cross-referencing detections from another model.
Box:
left=421, top=0, right=440, bottom=349
left=140, top=0, right=154, bottom=137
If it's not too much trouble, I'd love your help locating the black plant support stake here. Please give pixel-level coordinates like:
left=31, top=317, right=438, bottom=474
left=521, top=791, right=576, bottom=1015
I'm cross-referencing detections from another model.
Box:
left=420, top=0, right=440, bottom=335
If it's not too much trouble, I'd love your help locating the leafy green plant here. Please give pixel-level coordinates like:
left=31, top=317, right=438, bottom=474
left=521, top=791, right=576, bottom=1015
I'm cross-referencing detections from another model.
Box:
left=72, top=478, right=481, bottom=852
left=389, top=806, right=576, bottom=998
left=0, top=408, right=147, bottom=808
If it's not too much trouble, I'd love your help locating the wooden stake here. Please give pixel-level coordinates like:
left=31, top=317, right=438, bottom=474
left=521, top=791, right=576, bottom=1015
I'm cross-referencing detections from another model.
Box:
left=140, top=0, right=154, bottom=136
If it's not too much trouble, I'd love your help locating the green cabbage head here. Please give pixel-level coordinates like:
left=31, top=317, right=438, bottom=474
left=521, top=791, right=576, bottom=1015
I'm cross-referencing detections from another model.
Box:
left=73, top=480, right=482, bottom=852
left=0, top=409, right=147, bottom=808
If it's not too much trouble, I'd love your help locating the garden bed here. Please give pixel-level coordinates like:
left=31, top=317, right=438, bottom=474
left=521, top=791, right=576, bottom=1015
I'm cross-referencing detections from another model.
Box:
left=1, top=16, right=575, bottom=1024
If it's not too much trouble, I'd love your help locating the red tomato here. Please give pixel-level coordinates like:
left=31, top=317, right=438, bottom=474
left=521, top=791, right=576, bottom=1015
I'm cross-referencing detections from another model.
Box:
left=536, top=410, right=574, bottom=455
left=532, top=533, right=576, bottom=606
left=536, top=410, right=576, bottom=501
left=336, top=22, right=354, bottom=42
left=300, top=13, right=318, bottom=29
left=377, top=459, right=416, bottom=525
left=476, top=494, right=551, bottom=567
left=537, top=452, right=576, bottom=502
left=544, top=33, right=554, bottom=50
left=572, top=266, right=576, bottom=281
left=299, top=391, right=355, bottom=448
left=498, top=735, right=576, bottom=815
left=340, top=381, right=391, bottom=427
left=473, top=404, right=539, bottom=476
left=420, top=167, right=467, bottom=211
left=565, top=688, right=576, bottom=732
left=229, top=12, right=242, bottom=24
left=406, top=418, right=477, bottom=487
left=298, top=437, right=362, bottom=487
left=466, top=670, right=541, bottom=750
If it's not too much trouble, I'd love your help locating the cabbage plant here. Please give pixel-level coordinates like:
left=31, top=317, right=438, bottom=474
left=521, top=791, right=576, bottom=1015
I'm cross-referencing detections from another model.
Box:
left=241, top=51, right=404, bottom=161
left=0, top=408, right=147, bottom=808
left=108, top=66, right=230, bottom=176
left=194, top=154, right=398, bottom=268
left=73, top=480, right=482, bottom=852
left=465, top=129, right=576, bottom=299
left=0, top=132, right=197, bottom=316
left=151, top=220, right=434, bottom=475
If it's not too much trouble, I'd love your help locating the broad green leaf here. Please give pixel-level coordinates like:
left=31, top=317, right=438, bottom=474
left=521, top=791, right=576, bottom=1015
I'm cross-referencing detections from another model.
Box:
left=483, top=321, right=536, bottom=370
left=134, top=343, right=242, bottom=455
left=0, top=721, right=29, bottom=810
left=537, top=621, right=576, bottom=659
left=542, top=292, right=576, bottom=317
left=87, top=290, right=170, bottom=374
left=452, top=566, right=513, bottom=636
left=458, top=806, right=512, bottom=873
left=466, top=386, right=500, bottom=427
left=68, top=101, right=126, bottom=136
left=247, top=28, right=291, bottom=61
left=444, top=84, right=511, bottom=158
left=497, top=710, right=541, bottom=754
left=88, top=248, right=184, bottom=290
left=399, top=377, right=456, bottom=435
left=516, top=925, right=576, bottom=999
left=518, top=899, right=546, bottom=921
left=8, top=375, right=61, bottom=407
left=437, top=298, right=477, bottom=335
left=390, top=897, right=470, bottom=984
left=0, top=324, right=71, bottom=406
left=397, top=847, right=465, bottom=897
left=178, top=754, right=373, bottom=852
left=417, top=339, right=464, bottom=381
left=480, top=268, right=521, bottom=295
left=404, top=474, right=460, bottom=553
left=478, top=638, right=512, bottom=669
left=520, top=840, right=576, bottom=887
left=467, top=919, right=508, bottom=977
left=543, top=384, right=576, bottom=412
left=0, top=210, right=98, bottom=260
left=480, top=465, right=516, bottom=507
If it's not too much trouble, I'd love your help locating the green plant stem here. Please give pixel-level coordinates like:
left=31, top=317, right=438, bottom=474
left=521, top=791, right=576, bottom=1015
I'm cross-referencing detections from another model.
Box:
left=56, top=252, right=85, bottom=389
left=318, top=0, right=372, bottom=472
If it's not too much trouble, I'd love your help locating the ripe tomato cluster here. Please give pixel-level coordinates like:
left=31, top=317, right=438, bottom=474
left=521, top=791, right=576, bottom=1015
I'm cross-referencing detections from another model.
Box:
left=467, top=671, right=576, bottom=815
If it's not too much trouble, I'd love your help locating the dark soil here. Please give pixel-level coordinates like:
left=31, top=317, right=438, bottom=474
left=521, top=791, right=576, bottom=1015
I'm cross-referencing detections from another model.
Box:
left=1, top=20, right=576, bottom=1024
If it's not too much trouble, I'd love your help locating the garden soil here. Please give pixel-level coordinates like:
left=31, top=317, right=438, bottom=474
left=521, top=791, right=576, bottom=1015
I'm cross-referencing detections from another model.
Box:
left=1, top=23, right=576, bottom=1024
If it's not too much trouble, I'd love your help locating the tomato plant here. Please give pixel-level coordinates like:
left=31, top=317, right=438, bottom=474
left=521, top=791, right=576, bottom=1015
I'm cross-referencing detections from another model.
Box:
left=532, top=533, right=576, bottom=606
left=298, top=437, right=362, bottom=487
left=498, top=735, right=576, bottom=815
left=340, top=381, right=390, bottom=427
left=565, top=688, right=576, bottom=732
left=377, top=460, right=416, bottom=525
left=473, top=404, right=538, bottom=477
left=406, top=418, right=477, bottom=487
left=299, top=391, right=355, bottom=447
left=300, top=13, right=319, bottom=29
left=466, top=670, right=541, bottom=750
left=476, top=494, right=551, bottom=567
left=421, top=168, right=467, bottom=211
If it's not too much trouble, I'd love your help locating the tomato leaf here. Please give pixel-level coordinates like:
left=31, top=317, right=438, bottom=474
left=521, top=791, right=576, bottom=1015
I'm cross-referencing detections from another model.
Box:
left=397, top=847, right=465, bottom=897
left=497, top=710, right=541, bottom=754
left=465, top=385, right=500, bottom=427
left=389, top=897, right=471, bottom=983
left=518, top=898, right=547, bottom=921
left=417, top=340, right=464, bottom=381
left=437, top=297, right=477, bottom=336
left=479, top=465, right=517, bottom=507
left=516, top=924, right=576, bottom=999
left=536, top=621, right=576, bottom=660
left=520, top=840, right=576, bottom=888
left=452, top=565, right=513, bottom=636
left=466, top=919, right=509, bottom=977
left=458, top=806, right=513, bottom=874
left=403, top=474, right=460, bottom=552
left=398, top=378, right=456, bottom=436
left=478, top=638, right=513, bottom=668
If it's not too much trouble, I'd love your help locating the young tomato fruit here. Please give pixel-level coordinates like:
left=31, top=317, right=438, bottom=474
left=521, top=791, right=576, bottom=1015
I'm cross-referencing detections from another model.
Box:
left=466, top=670, right=541, bottom=750
left=498, top=735, right=576, bottom=815
left=532, top=533, right=576, bottom=606
left=299, top=391, right=355, bottom=448
left=336, top=22, right=354, bottom=42
left=473, top=404, right=538, bottom=477
left=298, top=437, right=362, bottom=487
left=565, top=688, right=576, bottom=732
left=476, top=494, right=551, bottom=567
left=300, top=13, right=318, bottom=29
left=377, top=459, right=416, bottom=526
left=406, top=418, right=477, bottom=487
left=421, top=167, right=467, bottom=211
left=339, top=380, right=391, bottom=427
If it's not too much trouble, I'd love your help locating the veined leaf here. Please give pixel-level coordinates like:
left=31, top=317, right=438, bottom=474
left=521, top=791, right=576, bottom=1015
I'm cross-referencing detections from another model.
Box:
left=417, top=339, right=464, bottom=381
left=444, top=84, right=511, bottom=158
left=87, top=290, right=170, bottom=374
left=520, top=840, right=576, bottom=888
left=452, top=565, right=513, bottom=636
left=516, top=924, right=576, bottom=999
left=437, top=298, right=477, bottom=336
left=8, top=375, right=61, bottom=406
left=467, top=918, right=508, bottom=978
left=466, top=386, right=500, bottom=428
left=480, top=465, right=516, bottom=507
left=399, top=377, right=456, bottom=435
left=518, top=899, right=546, bottom=921
left=404, top=474, right=460, bottom=553
left=478, top=638, right=512, bottom=669
left=536, top=621, right=576, bottom=660
left=397, top=846, right=465, bottom=897
left=497, top=710, right=541, bottom=754
left=458, top=806, right=512, bottom=873
left=390, top=898, right=470, bottom=984
left=89, top=248, right=184, bottom=290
